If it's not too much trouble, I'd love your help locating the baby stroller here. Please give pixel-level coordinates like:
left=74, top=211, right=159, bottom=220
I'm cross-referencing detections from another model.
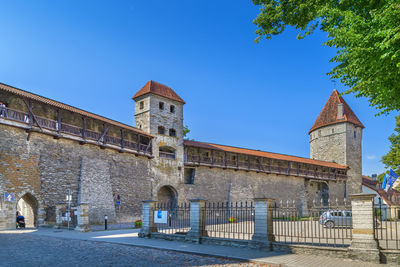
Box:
left=16, top=213, right=25, bottom=229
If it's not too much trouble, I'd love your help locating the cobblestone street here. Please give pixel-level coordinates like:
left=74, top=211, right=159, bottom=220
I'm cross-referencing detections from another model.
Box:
left=0, top=231, right=264, bottom=267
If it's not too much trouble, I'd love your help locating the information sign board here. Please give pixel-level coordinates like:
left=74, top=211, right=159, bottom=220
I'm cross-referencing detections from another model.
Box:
left=154, top=210, right=168, bottom=224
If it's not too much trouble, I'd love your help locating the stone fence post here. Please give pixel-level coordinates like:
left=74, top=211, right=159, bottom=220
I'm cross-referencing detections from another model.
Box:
left=349, top=194, right=380, bottom=263
left=139, top=200, right=157, bottom=238
left=252, top=198, right=275, bottom=249
left=75, top=204, right=90, bottom=232
left=186, top=199, right=207, bottom=243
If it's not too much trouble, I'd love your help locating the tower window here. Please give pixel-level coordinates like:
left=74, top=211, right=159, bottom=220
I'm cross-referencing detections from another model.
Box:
left=140, top=101, right=144, bottom=110
left=169, top=128, right=176, bottom=137
left=158, top=126, right=165, bottom=135
left=170, top=105, right=175, bottom=113
left=159, top=146, right=176, bottom=160
left=332, top=128, right=334, bottom=134
left=318, top=130, right=321, bottom=137
left=354, top=131, right=356, bottom=138
left=159, top=102, right=164, bottom=110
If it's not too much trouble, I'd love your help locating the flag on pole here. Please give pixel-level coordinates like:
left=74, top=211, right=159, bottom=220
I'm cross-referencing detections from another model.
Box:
left=389, top=169, right=399, bottom=188
left=382, top=173, right=388, bottom=191
left=384, top=169, right=399, bottom=192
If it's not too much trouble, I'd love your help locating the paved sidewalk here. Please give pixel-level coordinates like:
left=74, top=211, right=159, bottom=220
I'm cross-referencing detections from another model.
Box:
left=2, top=228, right=386, bottom=267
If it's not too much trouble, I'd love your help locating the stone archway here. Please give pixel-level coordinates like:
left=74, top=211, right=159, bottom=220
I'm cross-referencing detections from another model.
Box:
left=17, top=193, right=38, bottom=228
left=157, top=185, right=178, bottom=204
left=157, top=185, right=178, bottom=218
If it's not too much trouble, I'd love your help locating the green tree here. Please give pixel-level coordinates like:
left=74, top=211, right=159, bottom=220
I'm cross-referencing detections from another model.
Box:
left=252, top=0, right=400, bottom=114
left=183, top=125, right=190, bottom=138
left=382, top=115, right=400, bottom=175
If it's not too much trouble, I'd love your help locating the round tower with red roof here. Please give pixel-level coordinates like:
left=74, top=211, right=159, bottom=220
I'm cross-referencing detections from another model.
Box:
left=309, top=90, right=364, bottom=195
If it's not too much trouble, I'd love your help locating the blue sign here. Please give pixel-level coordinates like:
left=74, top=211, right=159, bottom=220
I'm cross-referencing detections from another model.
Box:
left=157, top=210, right=162, bottom=219
left=116, top=200, right=121, bottom=206
left=4, top=193, right=15, bottom=202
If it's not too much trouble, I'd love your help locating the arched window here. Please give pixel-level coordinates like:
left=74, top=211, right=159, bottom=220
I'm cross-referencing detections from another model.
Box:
left=169, top=128, right=176, bottom=137
left=159, top=146, right=176, bottom=159
left=158, top=126, right=165, bottom=135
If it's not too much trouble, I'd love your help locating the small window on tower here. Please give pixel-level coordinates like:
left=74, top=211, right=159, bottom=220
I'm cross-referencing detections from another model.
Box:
left=170, top=105, right=175, bottom=113
left=140, top=101, right=144, bottom=110
left=158, top=126, right=165, bottom=135
left=169, top=128, right=176, bottom=137
left=332, top=128, right=334, bottom=134
left=159, top=102, right=164, bottom=110
left=354, top=131, right=356, bottom=138
left=318, top=130, right=321, bottom=137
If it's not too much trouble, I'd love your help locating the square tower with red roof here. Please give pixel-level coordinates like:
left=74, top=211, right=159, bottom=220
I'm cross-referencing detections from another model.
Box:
left=133, top=80, right=185, bottom=197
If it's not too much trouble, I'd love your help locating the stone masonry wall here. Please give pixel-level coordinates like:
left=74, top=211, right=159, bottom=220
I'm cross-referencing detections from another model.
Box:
left=310, top=122, right=362, bottom=195
left=0, top=123, right=153, bottom=228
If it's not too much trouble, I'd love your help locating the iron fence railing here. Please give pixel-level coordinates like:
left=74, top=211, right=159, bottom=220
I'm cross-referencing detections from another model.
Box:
left=153, top=202, right=190, bottom=234
left=205, top=201, right=254, bottom=240
left=374, top=203, right=400, bottom=250
left=273, top=200, right=352, bottom=248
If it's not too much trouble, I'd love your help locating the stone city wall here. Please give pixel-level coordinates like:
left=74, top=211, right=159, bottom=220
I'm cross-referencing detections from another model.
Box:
left=0, top=123, right=153, bottom=227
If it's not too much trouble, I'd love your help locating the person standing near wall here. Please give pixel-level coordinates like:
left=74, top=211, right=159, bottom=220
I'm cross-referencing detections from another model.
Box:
left=0, top=101, right=7, bottom=117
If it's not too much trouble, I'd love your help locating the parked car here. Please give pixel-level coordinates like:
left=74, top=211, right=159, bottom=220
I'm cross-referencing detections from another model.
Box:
left=319, top=210, right=352, bottom=228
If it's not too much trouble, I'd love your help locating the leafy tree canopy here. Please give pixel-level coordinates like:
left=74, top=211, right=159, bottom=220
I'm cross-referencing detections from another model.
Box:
left=183, top=125, right=190, bottom=138
left=252, top=0, right=400, bottom=114
left=382, top=114, right=400, bottom=175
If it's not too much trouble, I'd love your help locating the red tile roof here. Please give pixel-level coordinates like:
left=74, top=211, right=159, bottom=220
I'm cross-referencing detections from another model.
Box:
left=362, top=176, right=400, bottom=205
left=0, top=82, right=153, bottom=137
left=132, top=80, right=185, bottom=104
left=184, top=140, right=348, bottom=169
left=309, top=90, right=364, bottom=134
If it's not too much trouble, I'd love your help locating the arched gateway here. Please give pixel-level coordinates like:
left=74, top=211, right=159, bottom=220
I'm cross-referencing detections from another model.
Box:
left=157, top=185, right=178, bottom=205
left=17, top=193, right=38, bottom=228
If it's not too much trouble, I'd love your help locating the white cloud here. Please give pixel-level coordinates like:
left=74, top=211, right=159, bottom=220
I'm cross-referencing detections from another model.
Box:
left=366, top=155, right=377, bottom=160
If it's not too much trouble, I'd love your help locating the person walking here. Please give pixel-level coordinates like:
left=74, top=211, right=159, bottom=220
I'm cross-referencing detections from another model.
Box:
left=0, top=101, right=7, bottom=117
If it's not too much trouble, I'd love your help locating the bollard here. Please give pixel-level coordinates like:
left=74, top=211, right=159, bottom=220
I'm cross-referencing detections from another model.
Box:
left=104, top=215, right=108, bottom=230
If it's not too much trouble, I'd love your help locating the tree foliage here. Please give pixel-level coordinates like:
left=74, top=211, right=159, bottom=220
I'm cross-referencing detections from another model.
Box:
left=252, top=0, right=400, bottom=114
left=382, top=115, right=400, bottom=175
left=183, top=125, right=190, bottom=138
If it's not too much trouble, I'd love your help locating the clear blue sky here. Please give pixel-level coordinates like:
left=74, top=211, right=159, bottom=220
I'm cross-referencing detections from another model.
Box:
left=0, top=0, right=396, bottom=176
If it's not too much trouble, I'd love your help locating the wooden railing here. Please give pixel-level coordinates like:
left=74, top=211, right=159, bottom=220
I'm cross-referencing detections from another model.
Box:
left=184, top=154, right=346, bottom=181
left=159, top=151, right=176, bottom=159
left=0, top=106, right=152, bottom=156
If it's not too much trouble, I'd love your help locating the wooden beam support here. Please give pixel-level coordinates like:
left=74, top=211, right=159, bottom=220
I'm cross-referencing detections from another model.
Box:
left=211, top=150, right=214, bottom=166
left=82, top=117, right=86, bottom=140
left=185, top=146, right=188, bottom=163
left=97, top=124, right=109, bottom=144
left=198, top=147, right=201, bottom=164
left=224, top=152, right=227, bottom=168
left=120, top=130, right=125, bottom=150
left=247, top=156, right=251, bottom=170
left=23, top=99, right=43, bottom=132
left=57, top=109, right=61, bottom=135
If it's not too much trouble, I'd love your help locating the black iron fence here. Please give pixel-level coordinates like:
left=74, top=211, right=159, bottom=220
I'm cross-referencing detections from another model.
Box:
left=205, top=201, right=254, bottom=240
left=273, top=200, right=352, bottom=248
left=374, top=203, right=400, bottom=250
left=153, top=202, right=191, bottom=234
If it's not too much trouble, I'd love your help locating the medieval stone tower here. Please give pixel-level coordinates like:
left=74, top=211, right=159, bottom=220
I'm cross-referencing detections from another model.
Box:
left=309, top=90, right=364, bottom=195
left=132, top=80, right=185, bottom=201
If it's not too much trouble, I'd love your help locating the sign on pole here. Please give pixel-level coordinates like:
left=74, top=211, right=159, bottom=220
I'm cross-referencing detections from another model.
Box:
left=154, top=210, right=168, bottom=224
left=4, top=193, right=15, bottom=202
left=116, top=200, right=121, bottom=206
